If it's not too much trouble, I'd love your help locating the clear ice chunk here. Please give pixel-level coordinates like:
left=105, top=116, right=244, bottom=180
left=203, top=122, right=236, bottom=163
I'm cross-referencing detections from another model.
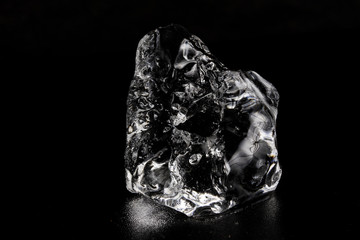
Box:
left=125, top=24, right=282, bottom=217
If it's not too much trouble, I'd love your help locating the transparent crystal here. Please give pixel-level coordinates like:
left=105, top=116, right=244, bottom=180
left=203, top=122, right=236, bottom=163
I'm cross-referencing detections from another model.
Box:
left=125, top=24, right=282, bottom=217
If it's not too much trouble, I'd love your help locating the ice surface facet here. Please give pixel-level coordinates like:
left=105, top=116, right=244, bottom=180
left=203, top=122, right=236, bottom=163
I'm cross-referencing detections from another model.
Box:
left=125, top=24, right=281, bottom=217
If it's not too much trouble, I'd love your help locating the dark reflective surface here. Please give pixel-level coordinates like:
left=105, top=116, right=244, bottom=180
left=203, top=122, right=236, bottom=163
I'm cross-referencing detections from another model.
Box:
left=104, top=175, right=357, bottom=240
left=118, top=193, right=281, bottom=240
left=33, top=169, right=357, bottom=240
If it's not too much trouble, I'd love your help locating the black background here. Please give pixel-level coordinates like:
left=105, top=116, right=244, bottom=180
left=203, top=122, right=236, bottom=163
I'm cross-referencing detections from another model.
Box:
left=3, top=0, right=359, bottom=239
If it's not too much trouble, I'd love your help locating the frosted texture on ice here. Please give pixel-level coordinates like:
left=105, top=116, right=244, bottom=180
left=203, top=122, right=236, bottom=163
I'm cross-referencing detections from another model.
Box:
left=125, top=24, right=281, bottom=217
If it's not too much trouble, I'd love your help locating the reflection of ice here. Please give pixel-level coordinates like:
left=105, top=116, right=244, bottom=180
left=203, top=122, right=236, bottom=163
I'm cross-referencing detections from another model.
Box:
left=124, top=196, right=177, bottom=238
left=121, top=193, right=282, bottom=240
left=187, top=193, right=282, bottom=239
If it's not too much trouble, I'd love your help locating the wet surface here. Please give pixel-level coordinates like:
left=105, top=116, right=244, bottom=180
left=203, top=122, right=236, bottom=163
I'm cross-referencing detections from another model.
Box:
left=102, top=180, right=357, bottom=240
left=33, top=169, right=357, bottom=240
left=117, top=193, right=281, bottom=240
